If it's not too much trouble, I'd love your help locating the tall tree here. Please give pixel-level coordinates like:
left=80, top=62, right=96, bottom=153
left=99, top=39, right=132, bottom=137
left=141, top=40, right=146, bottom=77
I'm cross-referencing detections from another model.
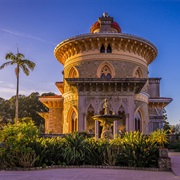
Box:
left=0, top=51, right=35, bottom=123
left=0, top=92, right=55, bottom=131
left=162, top=108, right=172, bottom=133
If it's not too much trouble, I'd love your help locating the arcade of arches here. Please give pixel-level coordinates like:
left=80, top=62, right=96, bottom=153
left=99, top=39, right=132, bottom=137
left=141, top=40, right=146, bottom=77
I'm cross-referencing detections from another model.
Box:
left=39, top=13, right=172, bottom=136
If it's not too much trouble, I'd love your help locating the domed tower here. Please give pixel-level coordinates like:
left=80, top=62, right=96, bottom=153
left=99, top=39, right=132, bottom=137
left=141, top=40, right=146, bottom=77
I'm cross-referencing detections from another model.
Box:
left=40, top=13, right=172, bottom=135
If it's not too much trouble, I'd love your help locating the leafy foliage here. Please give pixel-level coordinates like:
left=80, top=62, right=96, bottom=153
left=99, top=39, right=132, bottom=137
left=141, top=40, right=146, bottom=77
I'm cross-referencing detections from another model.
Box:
left=0, top=51, right=36, bottom=123
left=162, top=109, right=173, bottom=133
left=0, top=123, right=161, bottom=169
left=173, top=123, right=180, bottom=134
left=150, top=129, right=168, bottom=148
left=0, top=118, right=39, bottom=168
left=167, top=141, right=180, bottom=152
left=63, top=132, right=87, bottom=165
left=84, top=138, right=108, bottom=165
left=111, top=132, right=159, bottom=167
left=0, top=92, right=56, bottom=131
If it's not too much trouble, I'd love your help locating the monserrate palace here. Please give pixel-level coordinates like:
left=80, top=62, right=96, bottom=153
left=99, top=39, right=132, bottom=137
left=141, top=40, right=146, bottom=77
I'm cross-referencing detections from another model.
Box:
left=39, top=13, right=172, bottom=137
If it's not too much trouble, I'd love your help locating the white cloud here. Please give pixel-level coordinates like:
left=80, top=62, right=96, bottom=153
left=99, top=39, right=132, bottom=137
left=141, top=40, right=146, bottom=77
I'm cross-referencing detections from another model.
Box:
left=0, top=28, right=56, bottom=45
left=0, top=81, right=14, bottom=89
left=0, top=80, right=60, bottom=99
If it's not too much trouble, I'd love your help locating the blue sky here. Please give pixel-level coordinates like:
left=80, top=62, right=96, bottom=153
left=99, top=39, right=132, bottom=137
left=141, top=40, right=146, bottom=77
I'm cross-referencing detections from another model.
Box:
left=0, top=0, right=179, bottom=125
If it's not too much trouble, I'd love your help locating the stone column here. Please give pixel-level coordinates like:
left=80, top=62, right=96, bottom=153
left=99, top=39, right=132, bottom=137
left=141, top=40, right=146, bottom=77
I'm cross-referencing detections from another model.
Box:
left=95, top=120, right=99, bottom=139
left=128, top=96, right=134, bottom=131
left=113, top=120, right=118, bottom=138
left=83, top=113, right=87, bottom=131
left=78, top=96, right=85, bottom=132
left=142, top=103, right=149, bottom=134
left=125, top=113, right=129, bottom=132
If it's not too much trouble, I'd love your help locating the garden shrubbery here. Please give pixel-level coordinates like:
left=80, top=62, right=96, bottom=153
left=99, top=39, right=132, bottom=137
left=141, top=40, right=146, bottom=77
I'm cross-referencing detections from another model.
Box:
left=0, top=120, right=164, bottom=169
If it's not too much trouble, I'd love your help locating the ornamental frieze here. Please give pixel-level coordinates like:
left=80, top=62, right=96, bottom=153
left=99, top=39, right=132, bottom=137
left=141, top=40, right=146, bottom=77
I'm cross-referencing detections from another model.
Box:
left=64, top=53, right=148, bottom=68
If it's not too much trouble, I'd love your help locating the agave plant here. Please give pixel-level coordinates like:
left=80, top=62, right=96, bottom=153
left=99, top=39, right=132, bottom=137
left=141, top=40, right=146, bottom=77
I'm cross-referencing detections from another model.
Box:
left=150, top=129, right=168, bottom=148
left=116, top=131, right=159, bottom=167
left=63, top=132, right=87, bottom=165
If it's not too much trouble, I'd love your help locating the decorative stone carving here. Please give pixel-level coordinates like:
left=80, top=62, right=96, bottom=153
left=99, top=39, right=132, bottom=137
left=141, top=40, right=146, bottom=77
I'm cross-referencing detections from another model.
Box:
left=158, top=157, right=171, bottom=170
left=148, top=107, right=157, bottom=115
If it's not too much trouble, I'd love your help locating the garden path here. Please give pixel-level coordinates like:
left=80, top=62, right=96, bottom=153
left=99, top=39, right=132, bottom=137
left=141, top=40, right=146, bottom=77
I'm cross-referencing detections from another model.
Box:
left=0, top=152, right=179, bottom=180
left=169, top=151, right=180, bottom=176
left=0, top=168, right=178, bottom=180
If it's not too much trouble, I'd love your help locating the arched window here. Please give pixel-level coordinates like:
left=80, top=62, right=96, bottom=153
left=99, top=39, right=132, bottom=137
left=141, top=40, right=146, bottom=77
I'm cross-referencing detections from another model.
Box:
left=133, top=68, right=142, bottom=78
left=100, top=44, right=105, bottom=53
left=67, top=107, right=78, bottom=133
left=107, top=44, right=112, bottom=53
left=97, top=61, right=115, bottom=78
left=86, top=105, right=95, bottom=134
left=117, top=106, right=126, bottom=133
left=135, top=111, right=141, bottom=131
left=71, top=111, right=77, bottom=132
left=100, top=65, right=112, bottom=79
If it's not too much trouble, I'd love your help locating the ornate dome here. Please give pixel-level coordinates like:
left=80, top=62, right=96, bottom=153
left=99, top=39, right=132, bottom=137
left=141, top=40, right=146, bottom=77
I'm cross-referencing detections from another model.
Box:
left=111, top=21, right=121, bottom=33
left=90, top=13, right=121, bottom=33
left=90, top=22, right=100, bottom=33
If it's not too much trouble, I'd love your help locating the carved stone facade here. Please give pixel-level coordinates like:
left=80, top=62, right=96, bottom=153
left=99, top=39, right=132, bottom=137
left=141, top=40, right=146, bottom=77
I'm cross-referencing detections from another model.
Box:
left=39, top=13, right=172, bottom=135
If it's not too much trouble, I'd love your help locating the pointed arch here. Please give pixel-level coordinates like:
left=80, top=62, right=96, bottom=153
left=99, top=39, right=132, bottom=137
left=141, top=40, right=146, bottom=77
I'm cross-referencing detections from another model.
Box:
left=86, top=104, right=95, bottom=134
left=118, top=105, right=126, bottom=115
left=115, top=99, right=128, bottom=115
left=117, top=105, right=126, bottom=132
left=134, top=107, right=143, bottom=132
left=133, top=67, right=143, bottom=78
left=100, top=44, right=105, bottom=53
left=68, top=66, right=79, bottom=78
left=97, top=61, right=115, bottom=78
left=85, top=102, right=95, bottom=113
left=67, top=106, right=78, bottom=133
left=86, top=104, right=95, bottom=113
left=107, top=44, right=112, bottom=53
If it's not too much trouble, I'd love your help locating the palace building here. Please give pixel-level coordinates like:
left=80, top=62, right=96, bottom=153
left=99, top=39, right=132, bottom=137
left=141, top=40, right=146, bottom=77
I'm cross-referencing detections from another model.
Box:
left=39, top=13, right=172, bottom=136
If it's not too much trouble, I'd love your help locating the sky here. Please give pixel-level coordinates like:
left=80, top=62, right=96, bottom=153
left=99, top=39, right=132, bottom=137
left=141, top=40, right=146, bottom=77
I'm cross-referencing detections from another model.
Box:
left=0, top=0, right=179, bottom=125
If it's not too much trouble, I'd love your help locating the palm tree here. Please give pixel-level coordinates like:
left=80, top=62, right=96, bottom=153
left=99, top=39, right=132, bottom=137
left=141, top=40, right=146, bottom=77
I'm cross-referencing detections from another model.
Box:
left=0, top=51, right=36, bottom=123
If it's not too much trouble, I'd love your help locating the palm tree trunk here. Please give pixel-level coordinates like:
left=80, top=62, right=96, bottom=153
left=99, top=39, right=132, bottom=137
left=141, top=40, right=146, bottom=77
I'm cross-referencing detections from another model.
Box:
left=15, top=64, right=19, bottom=123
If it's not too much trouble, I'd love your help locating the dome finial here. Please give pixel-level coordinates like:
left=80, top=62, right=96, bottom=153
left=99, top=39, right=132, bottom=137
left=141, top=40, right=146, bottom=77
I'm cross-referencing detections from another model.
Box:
left=90, top=13, right=121, bottom=33
left=103, top=12, right=108, bottom=17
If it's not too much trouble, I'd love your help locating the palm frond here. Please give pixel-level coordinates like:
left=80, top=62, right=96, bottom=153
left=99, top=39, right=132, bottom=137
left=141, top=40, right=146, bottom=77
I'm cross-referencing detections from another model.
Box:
left=20, top=64, right=30, bottom=76
left=5, top=52, right=16, bottom=61
left=16, top=53, right=25, bottom=59
left=22, top=59, right=36, bottom=70
left=2, top=52, right=35, bottom=75
left=0, top=61, right=14, bottom=70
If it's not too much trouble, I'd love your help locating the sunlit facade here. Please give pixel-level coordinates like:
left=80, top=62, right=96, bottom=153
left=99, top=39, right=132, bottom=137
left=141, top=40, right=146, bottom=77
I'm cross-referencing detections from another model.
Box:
left=39, top=13, right=172, bottom=136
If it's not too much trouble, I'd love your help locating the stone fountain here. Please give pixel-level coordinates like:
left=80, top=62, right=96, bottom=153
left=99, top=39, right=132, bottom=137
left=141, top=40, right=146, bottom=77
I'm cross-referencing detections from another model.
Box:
left=92, top=99, right=123, bottom=139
